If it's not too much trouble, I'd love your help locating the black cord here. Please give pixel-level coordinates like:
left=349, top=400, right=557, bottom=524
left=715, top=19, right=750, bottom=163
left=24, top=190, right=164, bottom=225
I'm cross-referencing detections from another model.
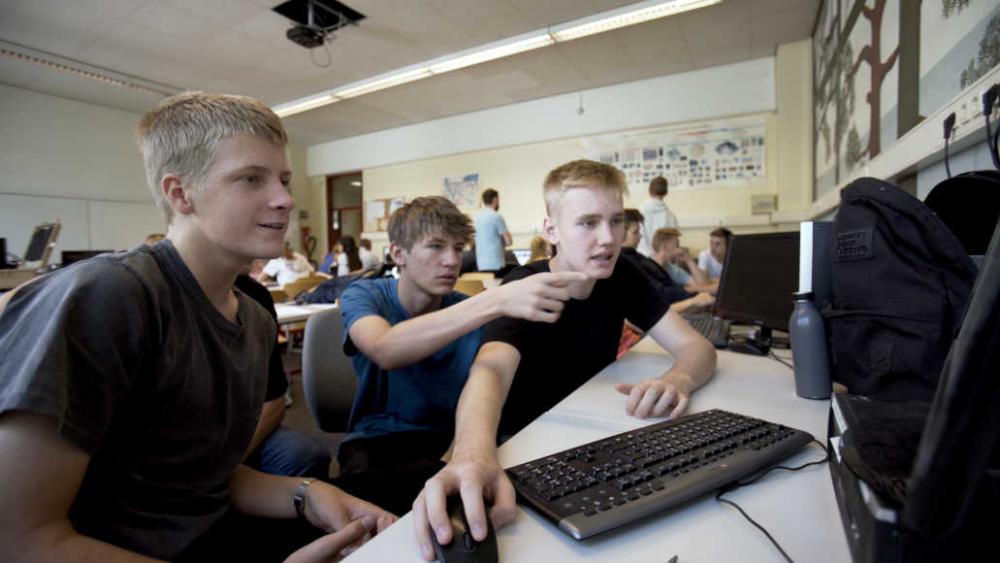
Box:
left=943, top=112, right=956, bottom=179
left=714, top=440, right=830, bottom=563
left=768, top=350, right=794, bottom=370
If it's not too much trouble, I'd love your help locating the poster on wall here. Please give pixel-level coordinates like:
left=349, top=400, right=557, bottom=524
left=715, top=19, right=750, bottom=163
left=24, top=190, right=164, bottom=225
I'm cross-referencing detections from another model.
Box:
left=443, top=173, right=480, bottom=209
left=579, top=115, right=766, bottom=192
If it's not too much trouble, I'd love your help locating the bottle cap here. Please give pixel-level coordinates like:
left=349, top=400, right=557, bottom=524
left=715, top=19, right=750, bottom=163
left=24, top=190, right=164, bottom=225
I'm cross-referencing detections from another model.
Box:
left=792, top=291, right=814, bottom=300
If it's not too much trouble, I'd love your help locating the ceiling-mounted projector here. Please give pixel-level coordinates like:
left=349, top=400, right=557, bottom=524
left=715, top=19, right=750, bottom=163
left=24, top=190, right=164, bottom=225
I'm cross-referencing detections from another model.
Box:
left=273, top=0, right=365, bottom=49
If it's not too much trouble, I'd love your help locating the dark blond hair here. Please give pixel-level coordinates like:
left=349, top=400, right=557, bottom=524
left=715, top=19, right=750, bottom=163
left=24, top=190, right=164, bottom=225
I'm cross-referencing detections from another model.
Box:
left=136, top=91, right=287, bottom=221
left=543, top=160, right=628, bottom=216
left=652, top=227, right=682, bottom=252
left=387, top=196, right=474, bottom=250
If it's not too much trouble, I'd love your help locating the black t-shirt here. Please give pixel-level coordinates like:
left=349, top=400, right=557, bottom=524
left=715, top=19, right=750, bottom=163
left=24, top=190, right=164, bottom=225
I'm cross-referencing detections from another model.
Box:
left=234, top=275, right=288, bottom=402
left=484, top=258, right=671, bottom=436
left=620, top=247, right=693, bottom=305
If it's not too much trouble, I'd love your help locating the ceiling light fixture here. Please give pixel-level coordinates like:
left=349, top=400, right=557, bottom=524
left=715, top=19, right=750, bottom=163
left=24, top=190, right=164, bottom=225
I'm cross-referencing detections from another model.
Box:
left=549, top=0, right=723, bottom=42
left=274, top=93, right=339, bottom=117
left=274, top=0, right=722, bottom=117
left=0, top=42, right=178, bottom=98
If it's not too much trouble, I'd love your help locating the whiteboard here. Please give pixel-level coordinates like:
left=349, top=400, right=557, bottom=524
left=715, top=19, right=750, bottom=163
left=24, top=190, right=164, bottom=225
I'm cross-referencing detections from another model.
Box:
left=0, top=194, right=162, bottom=263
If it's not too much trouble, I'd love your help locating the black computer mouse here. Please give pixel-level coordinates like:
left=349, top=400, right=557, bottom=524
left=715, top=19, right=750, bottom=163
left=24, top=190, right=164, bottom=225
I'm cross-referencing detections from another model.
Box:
left=432, top=496, right=499, bottom=563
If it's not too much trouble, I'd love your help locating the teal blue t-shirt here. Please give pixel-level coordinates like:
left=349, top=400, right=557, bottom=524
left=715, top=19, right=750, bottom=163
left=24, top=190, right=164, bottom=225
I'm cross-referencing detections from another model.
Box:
left=340, top=278, right=482, bottom=442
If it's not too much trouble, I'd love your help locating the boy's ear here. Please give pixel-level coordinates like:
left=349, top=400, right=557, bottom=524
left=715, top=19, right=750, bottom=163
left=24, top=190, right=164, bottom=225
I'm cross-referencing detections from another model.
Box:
left=389, top=242, right=407, bottom=267
left=542, top=216, right=559, bottom=246
left=162, top=174, right=195, bottom=216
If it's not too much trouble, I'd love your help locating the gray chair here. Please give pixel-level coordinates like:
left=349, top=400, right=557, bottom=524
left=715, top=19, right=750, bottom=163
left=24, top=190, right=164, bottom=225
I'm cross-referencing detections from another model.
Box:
left=301, top=307, right=357, bottom=433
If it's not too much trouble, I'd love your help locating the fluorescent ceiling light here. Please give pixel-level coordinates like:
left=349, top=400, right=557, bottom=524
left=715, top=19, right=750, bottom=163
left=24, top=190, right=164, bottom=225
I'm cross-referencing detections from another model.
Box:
left=427, top=33, right=554, bottom=74
left=550, top=0, right=723, bottom=42
left=273, top=0, right=721, bottom=117
left=333, top=67, right=433, bottom=99
left=274, top=94, right=339, bottom=117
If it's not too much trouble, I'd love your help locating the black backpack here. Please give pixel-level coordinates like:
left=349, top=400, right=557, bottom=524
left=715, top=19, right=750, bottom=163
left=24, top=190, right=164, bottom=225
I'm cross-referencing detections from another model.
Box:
left=824, top=177, right=979, bottom=401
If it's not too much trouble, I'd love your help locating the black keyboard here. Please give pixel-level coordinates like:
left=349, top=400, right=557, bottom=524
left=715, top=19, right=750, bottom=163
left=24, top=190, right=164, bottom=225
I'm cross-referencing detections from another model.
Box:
left=682, top=312, right=731, bottom=348
left=506, top=409, right=814, bottom=540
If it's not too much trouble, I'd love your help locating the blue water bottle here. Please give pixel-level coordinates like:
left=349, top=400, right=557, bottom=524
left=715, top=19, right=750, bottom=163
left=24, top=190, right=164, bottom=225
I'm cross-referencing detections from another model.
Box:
left=789, top=292, right=832, bottom=399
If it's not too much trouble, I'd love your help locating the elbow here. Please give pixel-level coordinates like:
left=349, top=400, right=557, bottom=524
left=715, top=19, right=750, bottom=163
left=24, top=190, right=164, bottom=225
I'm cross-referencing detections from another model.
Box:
left=369, top=346, right=405, bottom=371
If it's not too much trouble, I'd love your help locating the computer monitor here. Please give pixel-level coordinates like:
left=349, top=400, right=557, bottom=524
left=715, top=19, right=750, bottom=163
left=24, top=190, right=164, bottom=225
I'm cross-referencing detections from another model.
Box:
left=23, top=222, right=61, bottom=267
left=511, top=248, right=531, bottom=265
left=713, top=231, right=800, bottom=353
left=61, top=250, right=112, bottom=267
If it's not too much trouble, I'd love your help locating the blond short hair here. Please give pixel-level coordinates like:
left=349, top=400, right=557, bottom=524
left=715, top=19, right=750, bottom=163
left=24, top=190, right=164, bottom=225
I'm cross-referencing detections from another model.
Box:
left=652, top=227, right=682, bottom=252
left=387, top=196, right=474, bottom=251
left=543, top=160, right=628, bottom=216
left=136, top=91, right=287, bottom=221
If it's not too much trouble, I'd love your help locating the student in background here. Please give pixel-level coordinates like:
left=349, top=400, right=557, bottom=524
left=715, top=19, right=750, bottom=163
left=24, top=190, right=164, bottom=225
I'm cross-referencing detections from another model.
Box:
left=528, top=235, right=550, bottom=263
left=261, top=241, right=314, bottom=285
left=413, top=160, right=717, bottom=560
left=336, top=196, right=583, bottom=515
left=638, top=176, right=678, bottom=256
left=651, top=228, right=716, bottom=293
left=143, top=233, right=165, bottom=245
left=698, top=227, right=732, bottom=280
left=358, top=238, right=381, bottom=270
left=474, top=188, right=511, bottom=273
left=0, top=92, right=393, bottom=562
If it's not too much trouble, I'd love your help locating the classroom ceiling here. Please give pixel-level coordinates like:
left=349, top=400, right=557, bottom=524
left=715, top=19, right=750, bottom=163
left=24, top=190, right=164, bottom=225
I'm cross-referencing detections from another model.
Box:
left=0, top=0, right=819, bottom=145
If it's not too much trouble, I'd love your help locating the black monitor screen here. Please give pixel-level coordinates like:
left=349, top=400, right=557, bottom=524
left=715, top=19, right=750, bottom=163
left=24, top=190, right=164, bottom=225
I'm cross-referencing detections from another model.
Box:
left=714, top=231, right=799, bottom=331
left=25, top=224, right=56, bottom=262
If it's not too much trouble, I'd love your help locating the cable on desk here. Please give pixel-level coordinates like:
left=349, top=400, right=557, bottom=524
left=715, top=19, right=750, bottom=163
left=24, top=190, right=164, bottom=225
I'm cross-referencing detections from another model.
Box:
left=767, top=350, right=794, bottom=370
left=714, top=440, right=830, bottom=563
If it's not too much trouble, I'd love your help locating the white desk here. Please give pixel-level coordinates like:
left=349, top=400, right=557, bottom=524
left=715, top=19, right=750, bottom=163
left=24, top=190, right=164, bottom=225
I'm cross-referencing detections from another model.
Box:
left=274, top=303, right=337, bottom=325
left=347, top=339, right=850, bottom=562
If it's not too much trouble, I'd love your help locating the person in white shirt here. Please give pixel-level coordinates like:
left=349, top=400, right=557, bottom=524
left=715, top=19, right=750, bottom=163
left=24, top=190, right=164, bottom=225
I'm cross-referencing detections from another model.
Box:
left=638, top=176, right=679, bottom=256
left=358, top=237, right=381, bottom=270
left=697, top=227, right=732, bottom=280
left=260, top=242, right=313, bottom=286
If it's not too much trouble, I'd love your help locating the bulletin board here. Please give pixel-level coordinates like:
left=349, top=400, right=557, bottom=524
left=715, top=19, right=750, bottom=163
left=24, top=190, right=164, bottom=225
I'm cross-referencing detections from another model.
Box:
left=363, top=196, right=406, bottom=231
left=579, top=115, right=766, bottom=191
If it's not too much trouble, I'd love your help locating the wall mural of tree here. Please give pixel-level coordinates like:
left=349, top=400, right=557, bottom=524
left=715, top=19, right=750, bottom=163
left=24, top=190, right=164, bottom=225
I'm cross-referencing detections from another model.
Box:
left=849, top=0, right=899, bottom=161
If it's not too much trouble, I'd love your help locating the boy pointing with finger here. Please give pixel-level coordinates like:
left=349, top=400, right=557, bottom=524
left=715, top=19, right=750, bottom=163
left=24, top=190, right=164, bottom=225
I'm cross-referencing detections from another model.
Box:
left=413, top=160, right=717, bottom=559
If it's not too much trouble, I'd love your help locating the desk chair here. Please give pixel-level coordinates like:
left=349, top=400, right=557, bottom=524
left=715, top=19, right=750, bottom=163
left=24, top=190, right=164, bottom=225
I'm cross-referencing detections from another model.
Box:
left=302, top=307, right=356, bottom=433
left=281, top=273, right=328, bottom=301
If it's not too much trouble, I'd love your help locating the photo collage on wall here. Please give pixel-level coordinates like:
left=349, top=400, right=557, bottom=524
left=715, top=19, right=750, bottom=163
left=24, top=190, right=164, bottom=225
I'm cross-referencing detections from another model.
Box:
left=582, top=116, right=766, bottom=191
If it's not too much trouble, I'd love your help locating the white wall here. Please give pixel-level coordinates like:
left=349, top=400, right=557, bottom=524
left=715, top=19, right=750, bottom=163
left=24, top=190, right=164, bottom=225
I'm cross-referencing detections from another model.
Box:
left=308, top=57, right=776, bottom=176
left=304, top=48, right=815, bottom=255
left=0, top=84, right=162, bottom=257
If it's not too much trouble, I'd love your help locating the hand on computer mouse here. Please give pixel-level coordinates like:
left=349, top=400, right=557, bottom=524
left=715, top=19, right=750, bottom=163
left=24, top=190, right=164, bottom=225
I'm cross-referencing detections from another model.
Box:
left=412, top=451, right=516, bottom=561
left=431, top=496, right=499, bottom=563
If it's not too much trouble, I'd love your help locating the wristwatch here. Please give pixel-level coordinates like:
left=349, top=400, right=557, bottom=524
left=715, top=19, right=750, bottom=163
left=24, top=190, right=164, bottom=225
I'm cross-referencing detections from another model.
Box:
left=293, top=478, right=316, bottom=520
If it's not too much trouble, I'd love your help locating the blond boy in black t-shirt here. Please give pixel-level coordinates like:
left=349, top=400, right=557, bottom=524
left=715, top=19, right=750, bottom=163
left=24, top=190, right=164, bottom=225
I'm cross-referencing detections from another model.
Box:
left=412, top=159, right=717, bottom=560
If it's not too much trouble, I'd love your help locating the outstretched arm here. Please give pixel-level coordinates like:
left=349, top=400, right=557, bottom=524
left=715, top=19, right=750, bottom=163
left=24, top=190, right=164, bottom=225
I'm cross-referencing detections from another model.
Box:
left=412, top=342, right=521, bottom=561
left=0, top=412, right=162, bottom=562
left=349, top=272, right=584, bottom=370
left=615, top=310, right=717, bottom=419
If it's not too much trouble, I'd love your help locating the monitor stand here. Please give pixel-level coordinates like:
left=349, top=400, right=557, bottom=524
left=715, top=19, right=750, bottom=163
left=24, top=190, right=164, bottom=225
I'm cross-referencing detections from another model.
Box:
left=726, top=327, right=772, bottom=356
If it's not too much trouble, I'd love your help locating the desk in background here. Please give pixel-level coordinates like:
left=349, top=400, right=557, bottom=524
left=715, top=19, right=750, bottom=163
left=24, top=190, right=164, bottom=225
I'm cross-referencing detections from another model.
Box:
left=275, top=303, right=337, bottom=326
left=347, top=338, right=849, bottom=562
left=0, top=269, right=37, bottom=291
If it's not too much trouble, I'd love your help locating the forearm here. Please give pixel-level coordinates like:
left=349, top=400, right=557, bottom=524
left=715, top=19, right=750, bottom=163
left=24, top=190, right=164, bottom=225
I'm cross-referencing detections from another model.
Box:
left=684, top=259, right=710, bottom=286
left=452, top=349, right=517, bottom=457
left=367, top=292, right=504, bottom=370
left=244, top=398, right=284, bottom=460
left=661, top=338, right=716, bottom=394
left=10, top=522, right=162, bottom=563
left=228, top=464, right=300, bottom=519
